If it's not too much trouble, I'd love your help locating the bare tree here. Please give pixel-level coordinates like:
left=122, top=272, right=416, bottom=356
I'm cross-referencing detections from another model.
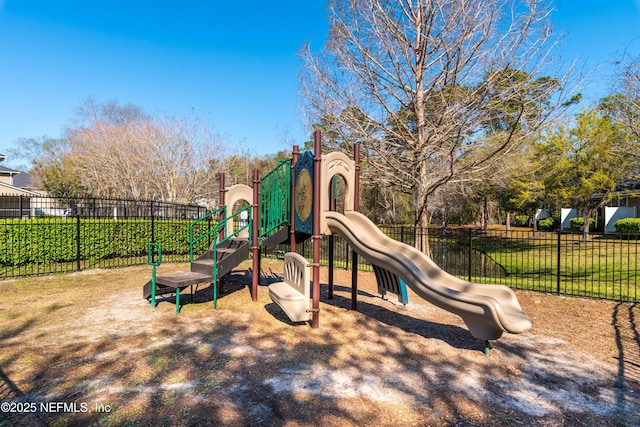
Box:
left=64, top=99, right=226, bottom=204
left=600, top=53, right=640, bottom=175
left=300, top=0, right=574, bottom=254
left=615, top=53, right=640, bottom=139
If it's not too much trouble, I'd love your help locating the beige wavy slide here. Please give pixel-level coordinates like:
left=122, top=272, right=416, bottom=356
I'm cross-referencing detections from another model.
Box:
left=324, top=211, right=532, bottom=341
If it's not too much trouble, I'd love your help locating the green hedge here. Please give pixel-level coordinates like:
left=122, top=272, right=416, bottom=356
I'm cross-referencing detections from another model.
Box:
left=569, top=217, right=595, bottom=232
left=568, top=217, right=605, bottom=232
left=614, top=218, right=640, bottom=234
left=514, top=215, right=529, bottom=227
left=538, top=217, right=557, bottom=231
left=0, top=219, right=212, bottom=266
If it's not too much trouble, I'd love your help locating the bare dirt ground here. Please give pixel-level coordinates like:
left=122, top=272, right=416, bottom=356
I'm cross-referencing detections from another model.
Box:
left=0, top=259, right=639, bottom=426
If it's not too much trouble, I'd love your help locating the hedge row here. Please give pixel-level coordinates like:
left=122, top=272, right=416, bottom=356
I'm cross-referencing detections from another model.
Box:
left=614, top=218, right=640, bottom=234
left=514, top=215, right=529, bottom=227
left=568, top=217, right=640, bottom=233
left=538, top=217, right=558, bottom=231
left=567, top=217, right=605, bottom=232
left=0, top=219, right=213, bottom=266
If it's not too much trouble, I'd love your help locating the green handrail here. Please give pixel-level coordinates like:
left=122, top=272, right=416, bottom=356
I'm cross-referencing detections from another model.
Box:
left=210, top=205, right=252, bottom=308
left=186, top=204, right=252, bottom=308
left=147, top=242, right=162, bottom=309
left=189, top=205, right=226, bottom=262
left=260, top=159, right=291, bottom=239
left=187, top=159, right=290, bottom=307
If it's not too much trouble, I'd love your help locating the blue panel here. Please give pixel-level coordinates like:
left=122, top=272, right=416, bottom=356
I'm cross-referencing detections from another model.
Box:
left=294, top=151, right=314, bottom=235
left=373, top=263, right=409, bottom=305
left=397, top=277, right=409, bottom=305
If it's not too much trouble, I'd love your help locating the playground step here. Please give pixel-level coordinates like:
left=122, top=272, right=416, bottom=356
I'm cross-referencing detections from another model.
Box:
left=191, top=238, right=250, bottom=278
left=142, top=272, right=212, bottom=300
left=142, top=281, right=176, bottom=300
left=207, top=236, right=248, bottom=253
left=260, top=226, right=311, bottom=248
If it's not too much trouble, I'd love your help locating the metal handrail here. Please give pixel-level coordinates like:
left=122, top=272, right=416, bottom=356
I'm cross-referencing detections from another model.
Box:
left=211, top=205, right=253, bottom=248
left=259, top=159, right=291, bottom=239
left=189, top=205, right=226, bottom=262
left=210, top=205, right=252, bottom=308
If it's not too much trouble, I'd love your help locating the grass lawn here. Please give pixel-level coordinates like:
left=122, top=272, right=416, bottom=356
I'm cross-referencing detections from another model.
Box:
left=469, top=231, right=640, bottom=301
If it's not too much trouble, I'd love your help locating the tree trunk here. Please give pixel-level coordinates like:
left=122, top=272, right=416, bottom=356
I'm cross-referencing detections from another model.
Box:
left=413, top=185, right=431, bottom=257
left=582, top=212, right=592, bottom=242
left=483, top=196, right=489, bottom=232
left=417, top=212, right=431, bottom=257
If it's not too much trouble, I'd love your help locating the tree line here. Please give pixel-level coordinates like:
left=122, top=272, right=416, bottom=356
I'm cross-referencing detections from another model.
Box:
left=10, top=97, right=288, bottom=206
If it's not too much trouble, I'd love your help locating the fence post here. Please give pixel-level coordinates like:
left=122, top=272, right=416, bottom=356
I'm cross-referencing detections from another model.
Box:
left=413, top=225, right=417, bottom=248
left=468, top=228, right=473, bottom=282
left=344, top=241, right=349, bottom=270
left=556, top=231, right=561, bottom=295
left=76, top=213, right=81, bottom=271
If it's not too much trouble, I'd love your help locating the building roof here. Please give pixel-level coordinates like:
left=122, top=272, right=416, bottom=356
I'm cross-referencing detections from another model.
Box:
left=13, top=171, right=37, bottom=190
left=0, top=163, right=40, bottom=192
left=0, top=155, right=41, bottom=192
left=590, top=180, right=640, bottom=199
left=0, top=164, right=20, bottom=175
left=0, top=181, right=42, bottom=196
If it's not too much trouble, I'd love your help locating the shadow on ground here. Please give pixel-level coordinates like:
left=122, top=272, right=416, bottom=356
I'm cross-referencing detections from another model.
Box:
left=0, top=267, right=638, bottom=426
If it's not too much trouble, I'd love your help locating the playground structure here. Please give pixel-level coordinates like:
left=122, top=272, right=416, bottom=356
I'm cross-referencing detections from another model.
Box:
left=144, top=130, right=532, bottom=349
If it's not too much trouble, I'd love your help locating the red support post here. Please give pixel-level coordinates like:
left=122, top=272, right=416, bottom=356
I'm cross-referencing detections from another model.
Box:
left=219, top=172, right=226, bottom=204
left=217, top=173, right=227, bottom=295
left=251, top=169, right=260, bottom=302
left=311, top=131, right=322, bottom=328
left=354, top=143, right=360, bottom=211
left=290, top=145, right=300, bottom=253
left=218, top=173, right=227, bottom=242
left=351, top=143, right=361, bottom=310
left=328, top=175, right=335, bottom=300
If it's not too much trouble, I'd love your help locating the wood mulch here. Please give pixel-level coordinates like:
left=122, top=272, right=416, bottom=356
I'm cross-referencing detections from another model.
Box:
left=0, top=260, right=638, bottom=426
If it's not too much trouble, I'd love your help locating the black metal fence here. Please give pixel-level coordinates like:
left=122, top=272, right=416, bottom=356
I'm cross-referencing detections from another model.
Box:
left=0, top=195, right=208, bottom=278
left=2, top=195, right=639, bottom=303
left=385, top=227, right=639, bottom=302
left=268, top=226, right=640, bottom=303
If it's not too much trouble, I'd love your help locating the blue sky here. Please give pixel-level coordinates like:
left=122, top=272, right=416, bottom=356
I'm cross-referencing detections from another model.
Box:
left=1, top=1, right=639, bottom=168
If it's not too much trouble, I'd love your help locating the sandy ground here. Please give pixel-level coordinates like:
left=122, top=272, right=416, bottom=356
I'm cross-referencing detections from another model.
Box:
left=0, top=260, right=639, bottom=426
